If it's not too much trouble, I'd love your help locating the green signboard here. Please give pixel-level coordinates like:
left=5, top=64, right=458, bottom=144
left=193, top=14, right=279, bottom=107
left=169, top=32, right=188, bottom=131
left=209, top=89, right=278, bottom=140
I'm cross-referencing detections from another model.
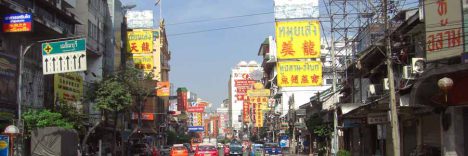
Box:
left=42, top=39, right=86, bottom=55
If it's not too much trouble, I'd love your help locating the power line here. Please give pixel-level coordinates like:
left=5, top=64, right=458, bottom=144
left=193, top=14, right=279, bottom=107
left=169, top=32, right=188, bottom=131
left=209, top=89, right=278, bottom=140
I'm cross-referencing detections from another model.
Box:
left=167, top=21, right=274, bottom=37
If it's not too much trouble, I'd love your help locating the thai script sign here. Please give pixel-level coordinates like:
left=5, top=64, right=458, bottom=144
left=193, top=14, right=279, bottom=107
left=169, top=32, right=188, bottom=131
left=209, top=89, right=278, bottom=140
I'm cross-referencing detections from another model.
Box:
left=126, top=10, right=154, bottom=29
left=425, top=0, right=463, bottom=61
left=274, top=0, right=319, bottom=19
left=3, top=13, right=32, bottom=32
left=276, top=20, right=321, bottom=59
left=277, top=61, right=322, bottom=87
left=127, top=30, right=153, bottom=54
left=42, top=39, right=87, bottom=75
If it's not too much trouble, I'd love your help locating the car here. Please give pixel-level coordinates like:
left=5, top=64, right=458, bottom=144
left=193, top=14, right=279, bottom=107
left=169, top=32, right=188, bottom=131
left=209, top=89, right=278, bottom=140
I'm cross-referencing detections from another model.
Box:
left=250, top=144, right=263, bottom=156
left=229, top=141, right=243, bottom=156
left=264, top=143, right=282, bottom=156
left=170, top=144, right=189, bottom=156
left=160, top=145, right=172, bottom=156
left=194, top=145, right=218, bottom=156
left=223, top=144, right=230, bottom=156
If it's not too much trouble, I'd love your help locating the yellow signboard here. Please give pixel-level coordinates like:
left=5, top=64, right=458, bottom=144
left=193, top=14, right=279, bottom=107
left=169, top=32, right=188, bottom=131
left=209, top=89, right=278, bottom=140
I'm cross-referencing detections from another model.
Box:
left=255, top=103, right=264, bottom=127
left=127, top=30, right=153, bottom=54
left=132, top=54, right=153, bottom=73
left=54, top=73, right=83, bottom=104
left=277, top=61, right=322, bottom=87
left=247, top=89, right=270, bottom=97
left=276, top=20, right=320, bottom=59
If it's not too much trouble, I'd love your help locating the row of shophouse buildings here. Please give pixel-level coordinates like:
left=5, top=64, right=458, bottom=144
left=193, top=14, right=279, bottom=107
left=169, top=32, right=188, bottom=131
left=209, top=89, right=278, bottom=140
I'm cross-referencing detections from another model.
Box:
left=0, top=0, right=171, bottom=155
left=228, top=1, right=468, bottom=156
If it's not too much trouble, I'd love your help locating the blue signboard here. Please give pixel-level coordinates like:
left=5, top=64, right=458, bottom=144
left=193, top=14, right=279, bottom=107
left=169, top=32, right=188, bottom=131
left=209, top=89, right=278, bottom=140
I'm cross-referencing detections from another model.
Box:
left=279, top=135, right=289, bottom=148
left=188, top=126, right=204, bottom=132
left=3, top=13, right=32, bottom=32
left=0, top=135, right=9, bottom=156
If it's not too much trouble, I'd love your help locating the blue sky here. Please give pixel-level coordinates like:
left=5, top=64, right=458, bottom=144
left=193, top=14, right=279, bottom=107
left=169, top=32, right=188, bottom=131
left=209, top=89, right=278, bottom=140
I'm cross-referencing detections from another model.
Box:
left=121, top=0, right=273, bottom=107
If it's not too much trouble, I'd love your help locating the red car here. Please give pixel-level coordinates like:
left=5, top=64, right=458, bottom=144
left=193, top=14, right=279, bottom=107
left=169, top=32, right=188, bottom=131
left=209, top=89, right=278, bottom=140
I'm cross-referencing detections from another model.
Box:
left=194, top=145, right=218, bottom=156
left=223, top=145, right=230, bottom=156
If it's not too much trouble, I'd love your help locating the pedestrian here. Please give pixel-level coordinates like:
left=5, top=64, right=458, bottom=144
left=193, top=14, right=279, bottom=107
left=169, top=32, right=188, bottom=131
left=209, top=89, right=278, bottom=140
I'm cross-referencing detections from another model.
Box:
left=152, top=146, right=159, bottom=156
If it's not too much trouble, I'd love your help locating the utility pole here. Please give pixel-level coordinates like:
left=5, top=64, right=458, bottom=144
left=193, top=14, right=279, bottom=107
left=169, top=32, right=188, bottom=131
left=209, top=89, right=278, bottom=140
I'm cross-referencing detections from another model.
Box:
left=383, top=0, right=401, bottom=155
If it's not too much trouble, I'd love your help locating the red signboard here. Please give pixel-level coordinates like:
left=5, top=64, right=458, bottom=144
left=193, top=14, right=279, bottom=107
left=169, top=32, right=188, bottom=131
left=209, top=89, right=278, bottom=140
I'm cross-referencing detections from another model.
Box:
left=177, top=90, right=188, bottom=111
left=132, top=112, right=154, bottom=120
left=187, top=106, right=205, bottom=113
left=3, top=13, right=32, bottom=32
left=243, top=101, right=250, bottom=123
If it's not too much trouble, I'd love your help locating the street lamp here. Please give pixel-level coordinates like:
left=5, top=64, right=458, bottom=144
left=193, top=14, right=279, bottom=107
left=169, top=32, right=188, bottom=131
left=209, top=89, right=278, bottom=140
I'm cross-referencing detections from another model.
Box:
left=437, top=77, right=454, bottom=103
left=4, top=125, right=20, bottom=156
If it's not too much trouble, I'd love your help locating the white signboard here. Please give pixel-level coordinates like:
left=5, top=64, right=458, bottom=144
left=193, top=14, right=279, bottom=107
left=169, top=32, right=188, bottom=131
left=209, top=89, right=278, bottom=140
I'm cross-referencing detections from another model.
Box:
left=125, top=10, right=154, bottom=29
left=42, top=39, right=87, bottom=75
left=274, top=0, right=319, bottom=19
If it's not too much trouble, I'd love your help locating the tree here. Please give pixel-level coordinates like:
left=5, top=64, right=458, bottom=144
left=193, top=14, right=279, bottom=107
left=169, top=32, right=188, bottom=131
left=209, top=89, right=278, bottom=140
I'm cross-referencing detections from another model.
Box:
left=95, top=77, right=132, bottom=155
left=22, top=109, right=74, bottom=138
left=306, top=114, right=333, bottom=155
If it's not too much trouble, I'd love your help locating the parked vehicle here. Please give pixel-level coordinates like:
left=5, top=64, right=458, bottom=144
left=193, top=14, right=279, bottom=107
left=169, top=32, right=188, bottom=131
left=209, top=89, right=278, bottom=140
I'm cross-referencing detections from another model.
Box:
left=182, top=143, right=192, bottom=153
left=160, top=145, right=172, bottom=156
left=250, top=144, right=263, bottom=156
left=223, top=144, right=230, bottom=156
left=264, top=142, right=282, bottom=156
left=194, top=145, right=218, bottom=156
left=229, top=141, right=243, bottom=156
left=170, top=144, right=189, bottom=156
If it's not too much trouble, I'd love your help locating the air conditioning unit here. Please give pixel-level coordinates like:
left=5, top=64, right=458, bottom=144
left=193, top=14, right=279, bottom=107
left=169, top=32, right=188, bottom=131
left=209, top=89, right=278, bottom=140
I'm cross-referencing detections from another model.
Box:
left=368, top=84, right=384, bottom=96
left=267, top=55, right=277, bottom=62
left=383, top=78, right=389, bottom=90
left=402, top=66, right=415, bottom=79
left=412, top=58, right=425, bottom=74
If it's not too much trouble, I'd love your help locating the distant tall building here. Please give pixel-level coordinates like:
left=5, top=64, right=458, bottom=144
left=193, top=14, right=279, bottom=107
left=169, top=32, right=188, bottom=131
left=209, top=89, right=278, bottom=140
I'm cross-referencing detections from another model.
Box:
left=228, top=61, right=262, bottom=130
left=217, top=99, right=229, bottom=135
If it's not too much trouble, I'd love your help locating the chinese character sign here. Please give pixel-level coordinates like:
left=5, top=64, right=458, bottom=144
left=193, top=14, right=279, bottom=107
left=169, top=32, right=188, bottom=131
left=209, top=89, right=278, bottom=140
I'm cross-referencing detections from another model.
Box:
left=425, top=0, right=463, bottom=61
left=277, top=61, right=322, bottom=87
left=127, top=30, right=153, bottom=54
left=54, top=73, right=83, bottom=104
left=156, top=81, right=170, bottom=96
left=132, top=54, right=154, bottom=73
left=276, top=20, right=320, bottom=59
left=243, top=101, right=250, bottom=123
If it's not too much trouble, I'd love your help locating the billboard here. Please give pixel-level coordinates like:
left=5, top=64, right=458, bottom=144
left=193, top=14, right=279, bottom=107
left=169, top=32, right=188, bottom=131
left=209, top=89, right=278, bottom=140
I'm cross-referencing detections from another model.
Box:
left=127, top=30, right=153, bottom=54
left=276, top=20, right=321, bottom=59
left=156, top=82, right=170, bottom=96
left=0, top=135, right=8, bottom=156
left=188, top=126, right=205, bottom=132
left=132, top=54, right=153, bottom=73
left=125, top=10, right=154, bottom=29
left=3, top=13, right=32, bottom=32
left=277, top=61, right=322, bottom=87
left=425, top=0, right=463, bottom=61
left=274, top=0, right=319, bottom=19
left=132, top=112, right=154, bottom=120
left=187, top=106, right=205, bottom=113
left=54, top=73, right=83, bottom=104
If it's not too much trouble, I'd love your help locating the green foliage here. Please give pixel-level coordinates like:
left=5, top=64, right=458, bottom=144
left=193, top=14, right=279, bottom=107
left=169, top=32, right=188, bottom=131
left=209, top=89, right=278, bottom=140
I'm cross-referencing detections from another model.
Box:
left=306, top=114, right=333, bottom=138
left=22, top=109, right=74, bottom=132
left=56, top=101, right=87, bottom=130
left=95, top=77, right=132, bottom=113
left=337, top=150, right=351, bottom=156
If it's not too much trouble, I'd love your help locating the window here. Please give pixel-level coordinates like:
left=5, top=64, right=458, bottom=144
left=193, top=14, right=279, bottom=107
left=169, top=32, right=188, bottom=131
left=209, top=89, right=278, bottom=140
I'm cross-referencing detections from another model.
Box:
left=326, top=79, right=333, bottom=85
left=88, top=21, right=98, bottom=40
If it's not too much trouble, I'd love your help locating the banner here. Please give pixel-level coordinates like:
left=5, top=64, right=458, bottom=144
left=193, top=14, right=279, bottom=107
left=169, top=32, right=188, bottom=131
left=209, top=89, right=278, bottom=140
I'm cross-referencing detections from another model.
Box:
left=0, top=135, right=8, bottom=156
left=187, top=106, right=205, bottom=113
left=125, top=10, right=153, bottom=29
left=276, top=20, right=320, bottom=59
left=3, top=13, right=32, bottom=32
left=274, top=0, right=319, bottom=19
left=277, top=61, right=322, bottom=87
left=243, top=101, right=250, bottom=123
left=425, top=0, right=463, bottom=61
left=132, top=112, right=154, bottom=120
left=156, top=82, right=170, bottom=96
left=255, top=103, right=264, bottom=127
left=247, top=89, right=270, bottom=97
left=127, top=30, right=153, bottom=54
left=54, top=73, right=83, bottom=104
left=132, top=54, right=153, bottom=73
